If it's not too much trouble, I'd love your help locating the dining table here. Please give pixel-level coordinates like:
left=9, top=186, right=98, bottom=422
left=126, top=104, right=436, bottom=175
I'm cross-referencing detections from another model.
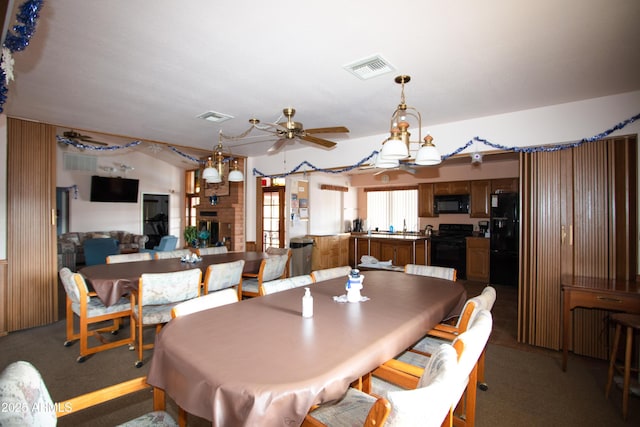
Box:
left=79, top=251, right=269, bottom=306
left=146, top=270, right=466, bottom=427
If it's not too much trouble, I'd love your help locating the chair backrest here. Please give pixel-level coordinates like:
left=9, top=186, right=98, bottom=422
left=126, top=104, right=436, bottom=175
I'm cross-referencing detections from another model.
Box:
left=106, top=252, right=152, bottom=264
left=404, top=264, right=457, bottom=281
left=139, top=269, right=202, bottom=305
left=197, top=246, right=228, bottom=256
left=59, top=267, right=89, bottom=305
left=155, top=235, right=178, bottom=251
left=477, top=285, right=497, bottom=311
left=0, top=361, right=57, bottom=426
left=311, top=266, right=352, bottom=282
left=384, top=344, right=460, bottom=427
left=171, top=288, right=239, bottom=318
left=154, top=249, right=192, bottom=259
left=83, top=238, right=120, bottom=266
left=260, top=254, right=290, bottom=282
left=452, top=309, right=493, bottom=391
left=266, top=247, right=291, bottom=276
left=262, top=275, right=314, bottom=295
left=203, top=260, right=245, bottom=293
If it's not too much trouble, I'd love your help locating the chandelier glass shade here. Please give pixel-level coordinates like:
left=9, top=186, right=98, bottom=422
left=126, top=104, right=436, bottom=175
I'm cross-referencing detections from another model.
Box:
left=415, top=134, right=442, bottom=166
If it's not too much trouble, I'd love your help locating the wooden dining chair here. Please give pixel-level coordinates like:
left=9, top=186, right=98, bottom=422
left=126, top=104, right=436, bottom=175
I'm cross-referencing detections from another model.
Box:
left=58, top=267, right=133, bottom=363
left=310, top=266, right=352, bottom=282
left=411, top=286, right=496, bottom=391
left=262, top=274, right=314, bottom=295
left=197, top=246, right=228, bottom=256
left=106, top=252, right=152, bottom=264
left=240, top=254, right=289, bottom=298
left=305, top=344, right=461, bottom=427
left=202, top=259, right=245, bottom=300
left=265, top=247, right=292, bottom=277
left=373, top=310, right=493, bottom=427
left=404, top=264, right=457, bottom=281
left=0, top=361, right=179, bottom=426
left=171, top=288, right=239, bottom=318
left=132, top=269, right=202, bottom=367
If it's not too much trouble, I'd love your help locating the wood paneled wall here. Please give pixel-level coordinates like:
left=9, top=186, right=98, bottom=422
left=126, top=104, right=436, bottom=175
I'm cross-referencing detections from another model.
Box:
left=5, top=118, right=58, bottom=331
left=519, top=135, right=637, bottom=359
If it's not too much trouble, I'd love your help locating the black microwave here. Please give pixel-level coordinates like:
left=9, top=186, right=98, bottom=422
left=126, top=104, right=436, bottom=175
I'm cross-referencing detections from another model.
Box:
left=434, top=194, right=470, bottom=214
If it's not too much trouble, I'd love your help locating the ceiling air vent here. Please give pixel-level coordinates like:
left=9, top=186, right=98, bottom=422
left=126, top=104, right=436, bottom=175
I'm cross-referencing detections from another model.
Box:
left=343, top=54, right=395, bottom=80
left=63, top=152, right=97, bottom=172
left=197, top=111, right=234, bottom=123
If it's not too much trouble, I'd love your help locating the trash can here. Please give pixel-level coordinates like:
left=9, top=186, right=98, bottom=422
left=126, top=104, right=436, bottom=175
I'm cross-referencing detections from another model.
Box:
left=290, top=237, right=314, bottom=276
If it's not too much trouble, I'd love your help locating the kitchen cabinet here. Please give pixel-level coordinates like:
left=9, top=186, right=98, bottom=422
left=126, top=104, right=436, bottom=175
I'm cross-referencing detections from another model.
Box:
left=418, top=183, right=436, bottom=217
left=349, top=235, right=427, bottom=267
left=519, top=135, right=636, bottom=359
left=491, top=178, right=519, bottom=193
left=434, top=181, right=470, bottom=195
left=470, top=180, right=491, bottom=218
left=310, top=234, right=350, bottom=270
left=466, top=237, right=490, bottom=282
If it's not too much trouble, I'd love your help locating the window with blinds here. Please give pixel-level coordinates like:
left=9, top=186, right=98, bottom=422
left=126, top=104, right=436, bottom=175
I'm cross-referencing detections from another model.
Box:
left=366, top=188, right=418, bottom=232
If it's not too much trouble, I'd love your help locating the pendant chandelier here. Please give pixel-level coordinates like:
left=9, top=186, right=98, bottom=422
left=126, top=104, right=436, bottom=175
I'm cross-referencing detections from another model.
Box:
left=379, top=75, right=441, bottom=166
left=202, top=131, right=244, bottom=183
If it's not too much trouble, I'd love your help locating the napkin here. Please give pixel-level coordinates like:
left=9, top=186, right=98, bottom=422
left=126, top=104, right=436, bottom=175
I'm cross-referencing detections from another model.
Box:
left=333, top=294, right=370, bottom=303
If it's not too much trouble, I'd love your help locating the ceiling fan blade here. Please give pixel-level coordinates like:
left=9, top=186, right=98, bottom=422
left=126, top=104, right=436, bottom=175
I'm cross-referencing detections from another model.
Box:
left=81, top=138, right=109, bottom=146
left=304, top=126, right=349, bottom=135
left=299, top=134, right=337, bottom=148
left=267, top=138, right=288, bottom=154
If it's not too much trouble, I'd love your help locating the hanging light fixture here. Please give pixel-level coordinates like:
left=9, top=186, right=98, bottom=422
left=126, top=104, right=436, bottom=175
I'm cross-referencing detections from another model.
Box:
left=381, top=75, right=441, bottom=166
left=202, top=131, right=244, bottom=183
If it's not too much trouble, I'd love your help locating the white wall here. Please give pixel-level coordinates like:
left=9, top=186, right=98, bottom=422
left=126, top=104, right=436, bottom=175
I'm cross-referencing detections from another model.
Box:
left=248, top=91, right=640, bottom=243
left=56, top=146, right=185, bottom=244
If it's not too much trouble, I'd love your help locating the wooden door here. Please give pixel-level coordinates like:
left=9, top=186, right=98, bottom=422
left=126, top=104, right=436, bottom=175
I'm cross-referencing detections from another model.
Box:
left=5, top=119, right=57, bottom=331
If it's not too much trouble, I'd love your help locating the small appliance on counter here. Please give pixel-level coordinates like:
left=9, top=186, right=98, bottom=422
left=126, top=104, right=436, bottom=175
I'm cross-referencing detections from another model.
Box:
left=352, top=218, right=363, bottom=232
left=478, top=220, right=489, bottom=236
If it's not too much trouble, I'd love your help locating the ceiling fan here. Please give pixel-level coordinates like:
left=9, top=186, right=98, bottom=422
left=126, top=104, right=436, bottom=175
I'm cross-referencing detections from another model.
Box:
left=61, top=130, right=109, bottom=146
left=246, top=108, right=349, bottom=154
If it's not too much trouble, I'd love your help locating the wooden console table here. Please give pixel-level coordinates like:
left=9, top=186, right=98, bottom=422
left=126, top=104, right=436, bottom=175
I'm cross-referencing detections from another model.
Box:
left=561, top=275, right=640, bottom=371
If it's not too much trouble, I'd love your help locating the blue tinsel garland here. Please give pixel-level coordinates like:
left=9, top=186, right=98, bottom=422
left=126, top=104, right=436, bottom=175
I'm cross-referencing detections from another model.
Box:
left=0, top=0, right=44, bottom=112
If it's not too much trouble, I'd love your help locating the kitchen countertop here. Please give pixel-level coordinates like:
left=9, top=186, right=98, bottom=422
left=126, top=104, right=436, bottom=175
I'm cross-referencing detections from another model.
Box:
left=350, top=232, right=429, bottom=241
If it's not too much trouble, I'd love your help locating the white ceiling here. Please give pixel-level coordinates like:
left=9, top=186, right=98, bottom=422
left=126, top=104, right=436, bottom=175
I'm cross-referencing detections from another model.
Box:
left=4, top=0, right=640, bottom=164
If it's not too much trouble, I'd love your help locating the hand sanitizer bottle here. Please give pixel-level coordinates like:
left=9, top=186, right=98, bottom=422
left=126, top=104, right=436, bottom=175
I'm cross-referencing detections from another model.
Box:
left=302, top=287, right=313, bottom=318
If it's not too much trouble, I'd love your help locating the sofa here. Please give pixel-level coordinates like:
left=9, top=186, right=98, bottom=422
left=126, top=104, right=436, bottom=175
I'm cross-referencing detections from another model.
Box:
left=57, top=231, right=149, bottom=271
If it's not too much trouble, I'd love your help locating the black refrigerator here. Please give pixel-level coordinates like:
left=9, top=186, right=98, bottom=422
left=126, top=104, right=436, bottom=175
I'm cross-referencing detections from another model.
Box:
left=490, top=192, right=519, bottom=286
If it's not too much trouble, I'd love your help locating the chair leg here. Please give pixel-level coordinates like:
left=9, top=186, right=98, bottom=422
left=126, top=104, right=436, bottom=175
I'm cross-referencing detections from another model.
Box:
left=477, top=347, right=488, bottom=391
left=605, top=323, right=622, bottom=398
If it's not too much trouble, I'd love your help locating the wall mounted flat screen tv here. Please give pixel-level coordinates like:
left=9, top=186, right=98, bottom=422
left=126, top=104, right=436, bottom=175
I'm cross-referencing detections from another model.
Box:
left=90, top=175, right=139, bottom=203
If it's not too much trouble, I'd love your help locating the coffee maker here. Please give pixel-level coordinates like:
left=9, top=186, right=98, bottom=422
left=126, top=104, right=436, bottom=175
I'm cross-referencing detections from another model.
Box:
left=353, top=218, right=363, bottom=232
left=478, top=220, right=489, bottom=235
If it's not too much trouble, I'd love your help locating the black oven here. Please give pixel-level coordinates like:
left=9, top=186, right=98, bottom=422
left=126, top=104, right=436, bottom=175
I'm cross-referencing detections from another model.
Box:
left=430, top=224, right=473, bottom=279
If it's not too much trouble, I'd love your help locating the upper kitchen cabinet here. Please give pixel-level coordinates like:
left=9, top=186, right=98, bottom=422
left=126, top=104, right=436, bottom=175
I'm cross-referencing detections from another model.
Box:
left=491, top=178, right=519, bottom=193
left=470, top=180, right=491, bottom=218
left=418, top=183, right=436, bottom=217
left=433, top=181, right=470, bottom=195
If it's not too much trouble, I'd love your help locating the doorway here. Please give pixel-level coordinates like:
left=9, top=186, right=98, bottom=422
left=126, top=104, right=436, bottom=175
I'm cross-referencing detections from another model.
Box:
left=56, top=187, right=70, bottom=235
left=143, top=193, right=169, bottom=249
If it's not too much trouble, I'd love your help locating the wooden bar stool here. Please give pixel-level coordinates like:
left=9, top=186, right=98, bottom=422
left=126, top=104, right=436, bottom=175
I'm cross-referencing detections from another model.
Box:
left=605, top=313, right=640, bottom=420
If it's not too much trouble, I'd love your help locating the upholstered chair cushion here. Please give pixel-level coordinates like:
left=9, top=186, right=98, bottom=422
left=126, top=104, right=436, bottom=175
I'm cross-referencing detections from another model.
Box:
left=204, top=260, right=245, bottom=293
left=307, top=387, right=378, bottom=426
left=154, top=249, right=192, bottom=259
left=0, top=361, right=56, bottom=427
left=59, top=267, right=87, bottom=304
left=197, top=246, right=228, bottom=256
left=139, top=270, right=201, bottom=306
left=404, top=264, right=457, bottom=281
left=262, top=254, right=289, bottom=282
left=384, top=344, right=460, bottom=427
left=262, top=275, right=314, bottom=295
left=117, top=411, right=178, bottom=426
left=171, top=288, right=239, bottom=318
left=311, top=266, right=352, bottom=282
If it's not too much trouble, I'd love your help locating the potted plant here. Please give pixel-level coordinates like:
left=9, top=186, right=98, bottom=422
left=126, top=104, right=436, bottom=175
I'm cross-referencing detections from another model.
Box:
left=183, top=226, right=198, bottom=248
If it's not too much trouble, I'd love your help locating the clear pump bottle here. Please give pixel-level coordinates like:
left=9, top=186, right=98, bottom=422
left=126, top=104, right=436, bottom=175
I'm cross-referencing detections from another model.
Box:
left=302, top=287, right=313, bottom=318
